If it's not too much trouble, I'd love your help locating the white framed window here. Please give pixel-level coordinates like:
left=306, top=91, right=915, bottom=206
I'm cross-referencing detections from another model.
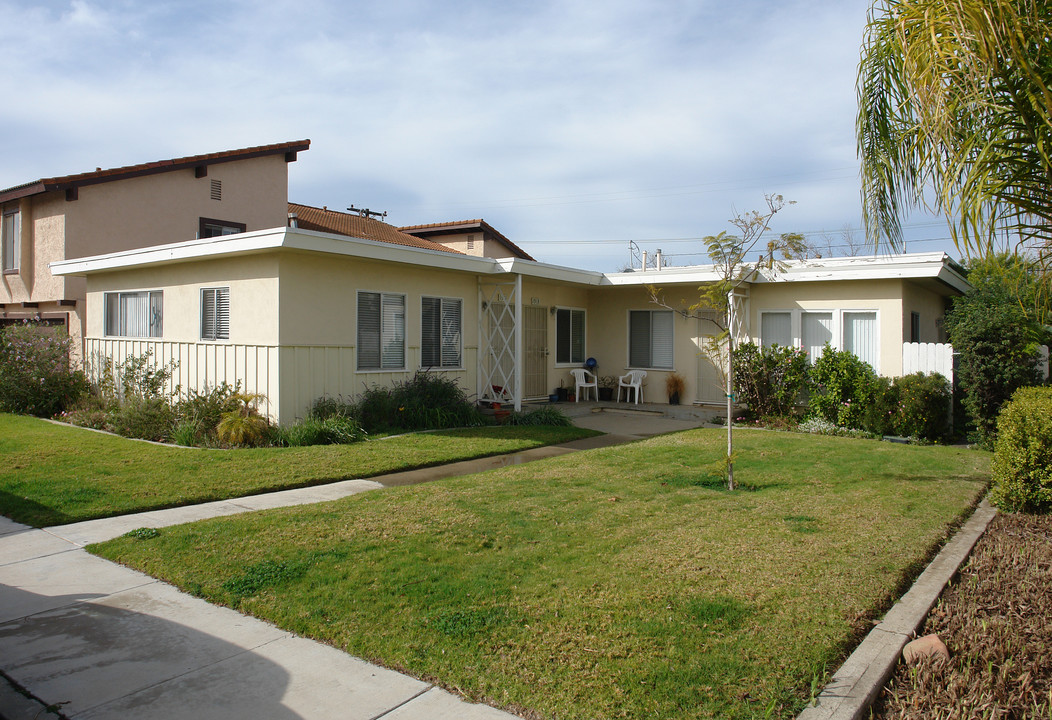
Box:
left=555, top=307, right=585, bottom=365
left=2, top=207, right=19, bottom=273
left=629, top=309, right=673, bottom=369
left=201, top=287, right=230, bottom=341
left=105, top=290, right=163, bottom=338
left=757, top=308, right=880, bottom=371
left=760, top=311, right=792, bottom=348
left=421, top=296, right=462, bottom=368
left=358, top=291, right=405, bottom=371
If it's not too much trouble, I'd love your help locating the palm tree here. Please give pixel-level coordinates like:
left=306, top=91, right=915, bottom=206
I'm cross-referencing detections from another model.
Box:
left=857, top=0, right=1052, bottom=260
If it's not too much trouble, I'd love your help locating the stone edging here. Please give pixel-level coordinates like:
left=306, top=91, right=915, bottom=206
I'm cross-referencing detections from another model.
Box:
left=797, top=498, right=997, bottom=720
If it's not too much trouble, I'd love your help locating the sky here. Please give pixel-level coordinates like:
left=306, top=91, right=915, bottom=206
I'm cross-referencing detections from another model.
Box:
left=0, top=0, right=958, bottom=272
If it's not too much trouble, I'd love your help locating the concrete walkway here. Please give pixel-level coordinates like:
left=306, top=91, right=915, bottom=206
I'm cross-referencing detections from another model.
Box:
left=0, top=406, right=710, bottom=719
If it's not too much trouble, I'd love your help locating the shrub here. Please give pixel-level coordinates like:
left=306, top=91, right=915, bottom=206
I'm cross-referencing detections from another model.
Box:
left=503, top=407, right=573, bottom=426
left=862, top=375, right=900, bottom=437
left=945, top=260, right=1045, bottom=446
left=174, top=382, right=243, bottom=442
left=990, top=387, right=1052, bottom=512
left=108, top=396, right=175, bottom=442
left=310, top=395, right=357, bottom=420
left=0, top=322, right=89, bottom=417
left=216, top=393, right=271, bottom=447
left=733, top=342, right=810, bottom=420
left=893, top=372, right=952, bottom=441
left=353, top=372, right=486, bottom=433
left=798, top=416, right=872, bottom=439
left=808, top=345, right=878, bottom=430
left=276, top=415, right=367, bottom=446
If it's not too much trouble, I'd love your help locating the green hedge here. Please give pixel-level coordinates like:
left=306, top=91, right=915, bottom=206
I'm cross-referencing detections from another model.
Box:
left=990, top=387, right=1052, bottom=513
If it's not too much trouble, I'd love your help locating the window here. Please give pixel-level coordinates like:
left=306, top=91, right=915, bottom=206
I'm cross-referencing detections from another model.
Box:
left=2, top=207, right=19, bottom=273
left=199, top=217, right=245, bottom=238
left=802, top=311, right=833, bottom=362
left=629, top=310, right=673, bottom=369
left=105, top=291, right=163, bottom=337
left=760, top=311, right=792, bottom=348
left=844, top=311, right=878, bottom=369
left=910, top=312, right=921, bottom=343
left=421, top=296, right=462, bottom=368
left=201, top=287, right=230, bottom=341
left=555, top=308, right=585, bottom=364
left=358, top=291, right=405, bottom=370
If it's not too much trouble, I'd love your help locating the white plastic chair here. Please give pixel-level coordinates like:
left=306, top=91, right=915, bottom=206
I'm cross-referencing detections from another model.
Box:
left=617, top=370, right=647, bottom=404
left=570, top=368, right=597, bottom=402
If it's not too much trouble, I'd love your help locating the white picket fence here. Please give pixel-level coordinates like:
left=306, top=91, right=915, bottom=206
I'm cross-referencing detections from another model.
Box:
left=902, top=342, right=1051, bottom=384
left=902, top=342, right=954, bottom=384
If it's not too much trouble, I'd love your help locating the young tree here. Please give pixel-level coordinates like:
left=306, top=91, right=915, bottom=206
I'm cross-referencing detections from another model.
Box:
left=857, top=0, right=1052, bottom=261
left=649, top=194, right=805, bottom=489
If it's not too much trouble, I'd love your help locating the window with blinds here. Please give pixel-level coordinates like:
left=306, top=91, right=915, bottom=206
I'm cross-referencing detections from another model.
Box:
left=201, top=287, right=230, bottom=341
left=760, top=311, right=792, bottom=348
left=629, top=310, right=673, bottom=369
left=555, top=308, right=585, bottom=364
left=802, top=311, right=833, bottom=362
left=421, top=296, right=462, bottom=368
left=844, top=311, right=878, bottom=370
left=104, top=291, right=163, bottom=338
left=2, top=208, right=19, bottom=273
left=358, top=291, right=405, bottom=370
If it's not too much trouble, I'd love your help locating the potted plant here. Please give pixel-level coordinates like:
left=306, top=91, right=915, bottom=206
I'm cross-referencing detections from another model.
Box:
left=598, top=375, right=617, bottom=402
left=665, top=372, right=686, bottom=405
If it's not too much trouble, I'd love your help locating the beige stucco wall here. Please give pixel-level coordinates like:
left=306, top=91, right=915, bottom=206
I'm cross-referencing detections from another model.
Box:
left=66, top=155, right=290, bottom=260
left=747, top=278, right=907, bottom=376
left=274, top=250, right=481, bottom=421
left=584, top=285, right=708, bottom=404
left=901, top=281, right=950, bottom=344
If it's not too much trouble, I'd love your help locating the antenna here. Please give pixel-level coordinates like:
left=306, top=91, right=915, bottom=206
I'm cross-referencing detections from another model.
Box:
left=347, top=205, right=388, bottom=220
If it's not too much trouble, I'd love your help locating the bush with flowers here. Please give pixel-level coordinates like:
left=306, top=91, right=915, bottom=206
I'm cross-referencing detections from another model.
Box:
left=0, top=322, right=89, bottom=417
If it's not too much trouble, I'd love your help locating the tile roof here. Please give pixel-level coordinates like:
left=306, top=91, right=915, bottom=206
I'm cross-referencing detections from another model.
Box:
left=399, top=219, right=535, bottom=261
left=288, top=203, right=464, bottom=255
left=0, top=140, right=310, bottom=203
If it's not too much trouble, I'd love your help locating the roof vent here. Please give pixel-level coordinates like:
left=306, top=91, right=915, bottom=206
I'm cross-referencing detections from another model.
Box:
left=210, top=179, right=222, bottom=201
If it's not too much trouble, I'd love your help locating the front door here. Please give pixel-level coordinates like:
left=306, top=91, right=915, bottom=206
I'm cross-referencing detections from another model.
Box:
left=524, top=306, right=548, bottom=398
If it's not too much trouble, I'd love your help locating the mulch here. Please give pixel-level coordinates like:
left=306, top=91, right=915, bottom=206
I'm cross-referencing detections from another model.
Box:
left=872, top=512, right=1052, bottom=719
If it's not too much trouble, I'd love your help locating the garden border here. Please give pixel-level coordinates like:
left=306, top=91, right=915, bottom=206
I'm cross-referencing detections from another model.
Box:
left=797, top=498, right=997, bottom=720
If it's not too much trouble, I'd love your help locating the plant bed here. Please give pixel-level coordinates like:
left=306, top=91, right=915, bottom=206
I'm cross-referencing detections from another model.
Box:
left=872, top=512, right=1052, bottom=718
left=91, top=429, right=990, bottom=719
left=0, top=414, right=598, bottom=527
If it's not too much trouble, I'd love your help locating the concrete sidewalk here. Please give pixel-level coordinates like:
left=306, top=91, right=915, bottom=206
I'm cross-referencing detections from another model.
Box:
left=1, top=407, right=711, bottom=719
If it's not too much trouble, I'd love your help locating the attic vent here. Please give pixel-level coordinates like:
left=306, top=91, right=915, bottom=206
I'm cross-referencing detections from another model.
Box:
left=210, top=179, right=222, bottom=201
left=467, top=234, right=476, bottom=249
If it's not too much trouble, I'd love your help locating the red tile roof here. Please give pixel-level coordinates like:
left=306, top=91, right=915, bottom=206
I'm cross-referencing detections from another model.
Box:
left=399, top=219, right=534, bottom=260
left=288, top=203, right=464, bottom=255
left=0, top=140, right=310, bottom=203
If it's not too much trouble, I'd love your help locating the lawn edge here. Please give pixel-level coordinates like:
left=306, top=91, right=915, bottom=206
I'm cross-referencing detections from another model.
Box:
left=796, top=497, right=997, bottom=720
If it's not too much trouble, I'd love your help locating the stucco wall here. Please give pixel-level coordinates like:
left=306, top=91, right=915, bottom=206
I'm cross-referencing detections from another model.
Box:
left=747, top=278, right=905, bottom=376
left=65, top=155, right=290, bottom=260
left=900, top=281, right=950, bottom=344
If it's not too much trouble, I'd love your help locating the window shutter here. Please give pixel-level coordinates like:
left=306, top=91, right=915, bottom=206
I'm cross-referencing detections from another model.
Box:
left=440, top=299, right=461, bottom=367
left=357, top=292, right=381, bottom=369
left=652, top=311, right=674, bottom=368
left=381, top=293, right=405, bottom=369
left=421, top=297, right=440, bottom=367
left=629, top=311, right=651, bottom=367
left=556, top=309, right=571, bottom=364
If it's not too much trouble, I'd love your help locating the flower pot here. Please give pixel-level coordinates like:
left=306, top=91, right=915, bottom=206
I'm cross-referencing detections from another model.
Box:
left=669, top=392, right=680, bottom=405
left=556, top=387, right=568, bottom=401
left=598, top=387, right=614, bottom=402
left=549, top=394, right=559, bottom=403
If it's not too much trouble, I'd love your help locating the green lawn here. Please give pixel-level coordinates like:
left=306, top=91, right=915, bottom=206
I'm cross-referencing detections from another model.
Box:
left=91, top=429, right=991, bottom=719
left=0, top=414, right=596, bottom=526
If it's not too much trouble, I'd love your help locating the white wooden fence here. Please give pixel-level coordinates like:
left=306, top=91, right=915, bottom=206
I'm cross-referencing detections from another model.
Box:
left=902, top=342, right=1050, bottom=384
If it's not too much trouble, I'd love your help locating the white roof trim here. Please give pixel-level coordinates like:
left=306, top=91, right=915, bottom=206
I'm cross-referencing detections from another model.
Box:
left=49, top=229, right=969, bottom=295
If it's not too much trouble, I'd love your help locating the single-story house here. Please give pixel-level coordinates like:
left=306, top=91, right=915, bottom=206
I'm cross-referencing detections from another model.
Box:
left=49, top=211, right=969, bottom=424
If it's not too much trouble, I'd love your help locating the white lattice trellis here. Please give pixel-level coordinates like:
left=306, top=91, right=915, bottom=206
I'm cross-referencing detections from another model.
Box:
left=478, top=277, right=522, bottom=409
